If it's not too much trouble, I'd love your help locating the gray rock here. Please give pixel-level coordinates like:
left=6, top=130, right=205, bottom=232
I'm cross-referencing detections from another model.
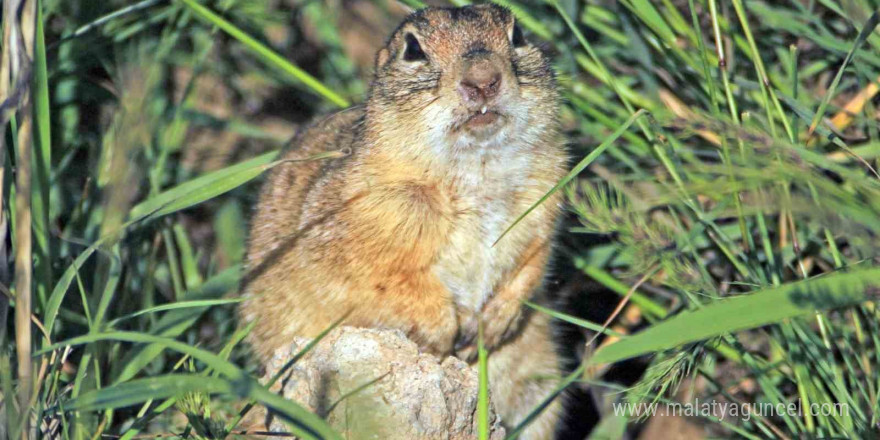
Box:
left=263, top=326, right=505, bottom=440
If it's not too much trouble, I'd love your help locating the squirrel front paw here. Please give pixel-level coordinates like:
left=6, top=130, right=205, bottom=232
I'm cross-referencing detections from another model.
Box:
left=480, top=299, right=525, bottom=352
left=453, top=310, right=478, bottom=361
left=415, top=310, right=459, bottom=358
left=453, top=333, right=478, bottom=363
left=454, top=300, right=525, bottom=362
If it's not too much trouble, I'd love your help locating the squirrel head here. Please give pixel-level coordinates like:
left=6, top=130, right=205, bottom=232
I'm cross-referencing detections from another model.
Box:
left=366, top=4, right=557, bottom=159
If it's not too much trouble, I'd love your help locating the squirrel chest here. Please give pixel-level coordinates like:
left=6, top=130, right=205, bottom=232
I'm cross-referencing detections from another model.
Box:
left=430, top=153, right=536, bottom=312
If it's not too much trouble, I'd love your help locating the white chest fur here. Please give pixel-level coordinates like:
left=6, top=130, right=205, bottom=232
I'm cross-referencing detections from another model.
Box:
left=431, top=151, right=534, bottom=312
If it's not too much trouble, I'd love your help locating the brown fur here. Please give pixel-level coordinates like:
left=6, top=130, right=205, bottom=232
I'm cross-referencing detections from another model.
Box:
left=241, top=5, right=567, bottom=438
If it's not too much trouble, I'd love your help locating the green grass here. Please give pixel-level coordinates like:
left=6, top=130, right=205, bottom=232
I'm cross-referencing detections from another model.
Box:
left=2, top=0, right=879, bottom=438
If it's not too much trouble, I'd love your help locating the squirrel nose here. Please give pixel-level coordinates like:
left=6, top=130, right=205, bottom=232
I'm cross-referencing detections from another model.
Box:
left=459, top=61, right=502, bottom=105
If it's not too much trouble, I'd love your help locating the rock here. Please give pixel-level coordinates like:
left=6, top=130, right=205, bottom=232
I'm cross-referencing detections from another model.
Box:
left=262, top=326, right=505, bottom=440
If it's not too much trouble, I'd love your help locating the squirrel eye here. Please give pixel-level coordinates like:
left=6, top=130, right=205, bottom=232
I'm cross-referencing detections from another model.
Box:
left=402, top=33, right=427, bottom=62
left=510, top=22, right=526, bottom=48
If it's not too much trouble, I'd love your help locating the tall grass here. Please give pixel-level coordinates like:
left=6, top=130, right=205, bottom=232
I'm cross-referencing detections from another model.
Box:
left=1, top=0, right=878, bottom=439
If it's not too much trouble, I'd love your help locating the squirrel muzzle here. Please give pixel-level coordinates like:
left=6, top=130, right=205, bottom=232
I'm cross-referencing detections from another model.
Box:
left=455, top=51, right=514, bottom=136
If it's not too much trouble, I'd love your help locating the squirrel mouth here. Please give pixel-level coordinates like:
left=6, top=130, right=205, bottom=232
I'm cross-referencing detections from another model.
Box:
left=461, top=106, right=503, bottom=131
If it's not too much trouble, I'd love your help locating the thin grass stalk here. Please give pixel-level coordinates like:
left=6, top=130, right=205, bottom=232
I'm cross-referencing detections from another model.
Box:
left=11, top=1, right=38, bottom=438
left=708, top=0, right=741, bottom=130
left=729, top=0, right=794, bottom=142
left=32, top=1, right=51, bottom=310
left=695, top=0, right=750, bottom=251
left=477, top=322, right=489, bottom=440
left=577, top=263, right=666, bottom=320
left=14, top=97, right=34, bottom=434
left=0, top=0, right=17, bottom=374
left=698, top=368, right=791, bottom=438
left=807, top=10, right=880, bottom=139
left=47, top=0, right=161, bottom=50
left=552, top=1, right=653, bottom=140
left=176, top=0, right=349, bottom=108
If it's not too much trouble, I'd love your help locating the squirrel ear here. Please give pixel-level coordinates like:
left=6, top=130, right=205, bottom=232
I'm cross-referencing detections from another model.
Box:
left=376, top=48, right=390, bottom=69
left=510, top=20, right=526, bottom=48
left=402, top=33, right=427, bottom=62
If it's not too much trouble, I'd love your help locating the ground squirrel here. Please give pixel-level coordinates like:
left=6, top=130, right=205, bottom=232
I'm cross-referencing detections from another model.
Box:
left=241, top=4, right=567, bottom=438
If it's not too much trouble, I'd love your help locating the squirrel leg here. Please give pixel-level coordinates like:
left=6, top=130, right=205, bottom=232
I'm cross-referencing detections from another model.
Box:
left=487, top=310, right=563, bottom=440
left=367, top=277, right=460, bottom=357
left=456, top=238, right=550, bottom=361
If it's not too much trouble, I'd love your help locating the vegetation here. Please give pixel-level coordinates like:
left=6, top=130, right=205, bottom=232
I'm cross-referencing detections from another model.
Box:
left=1, top=0, right=878, bottom=438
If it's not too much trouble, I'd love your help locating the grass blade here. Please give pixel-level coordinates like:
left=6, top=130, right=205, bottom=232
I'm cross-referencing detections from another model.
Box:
left=493, top=109, right=646, bottom=246
left=56, top=374, right=231, bottom=412
left=477, top=322, right=489, bottom=440
left=226, top=311, right=352, bottom=433
left=107, top=298, right=243, bottom=326
left=129, top=149, right=345, bottom=223
left=505, top=363, right=585, bottom=440
left=177, top=0, right=349, bottom=108
left=807, top=9, right=880, bottom=136
left=589, top=268, right=880, bottom=366
left=32, top=1, right=51, bottom=308
left=40, top=331, right=342, bottom=440
left=39, top=331, right=241, bottom=376
left=44, top=246, right=98, bottom=336
left=44, top=147, right=287, bottom=337
left=113, top=267, right=240, bottom=383
left=128, top=151, right=278, bottom=221
left=525, top=301, right=626, bottom=337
